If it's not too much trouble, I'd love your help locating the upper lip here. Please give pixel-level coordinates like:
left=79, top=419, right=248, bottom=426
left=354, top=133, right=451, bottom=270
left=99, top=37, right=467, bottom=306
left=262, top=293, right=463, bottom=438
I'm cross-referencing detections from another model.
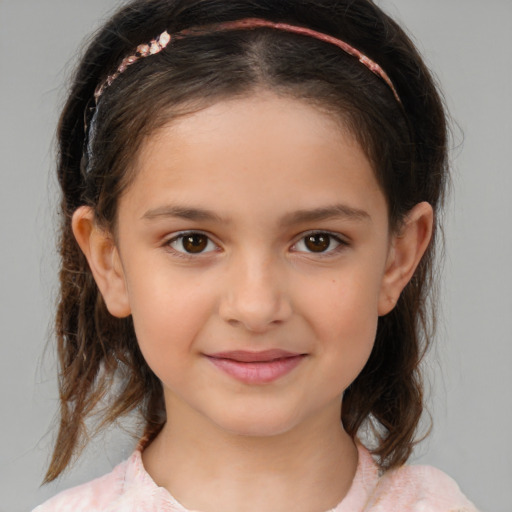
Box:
left=206, top=349, right=303, bottom=363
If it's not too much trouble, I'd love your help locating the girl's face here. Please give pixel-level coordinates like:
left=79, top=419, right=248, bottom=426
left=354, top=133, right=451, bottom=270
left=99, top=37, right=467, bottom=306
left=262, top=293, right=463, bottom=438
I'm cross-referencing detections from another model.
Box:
left=101, top=93, right=405, bottom=437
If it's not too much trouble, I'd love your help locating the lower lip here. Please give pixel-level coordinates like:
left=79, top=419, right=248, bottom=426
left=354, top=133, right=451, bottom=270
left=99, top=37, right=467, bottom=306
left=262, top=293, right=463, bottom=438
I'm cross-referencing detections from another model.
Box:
left=207, top=355, right=305, bottom=384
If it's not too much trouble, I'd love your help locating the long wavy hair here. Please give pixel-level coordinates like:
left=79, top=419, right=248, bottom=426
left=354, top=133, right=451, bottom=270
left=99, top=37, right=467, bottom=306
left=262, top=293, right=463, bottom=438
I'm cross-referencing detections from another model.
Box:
left=46, top=0, right=448, bottom=482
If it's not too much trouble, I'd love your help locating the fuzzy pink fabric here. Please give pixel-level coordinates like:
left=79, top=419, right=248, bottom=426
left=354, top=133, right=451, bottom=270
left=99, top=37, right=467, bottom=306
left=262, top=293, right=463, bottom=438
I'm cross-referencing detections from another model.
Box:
left=34, top=443, right=478, bottom=512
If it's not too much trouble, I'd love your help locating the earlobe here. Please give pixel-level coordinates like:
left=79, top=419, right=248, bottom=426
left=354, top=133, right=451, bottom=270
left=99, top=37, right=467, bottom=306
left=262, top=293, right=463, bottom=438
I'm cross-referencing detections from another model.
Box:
left=378, top=202, right=433, bottom=316
left=72, top=206, right=131, bottom=318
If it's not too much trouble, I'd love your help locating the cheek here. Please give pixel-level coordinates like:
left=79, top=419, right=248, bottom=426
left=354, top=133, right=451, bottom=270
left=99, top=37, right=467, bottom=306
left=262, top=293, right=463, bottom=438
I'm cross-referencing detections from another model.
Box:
left=303, top=267, right=382, bottom=327
left=124, top=265, right=216, bottom=376
left=298, top=269, right=381, bottom=377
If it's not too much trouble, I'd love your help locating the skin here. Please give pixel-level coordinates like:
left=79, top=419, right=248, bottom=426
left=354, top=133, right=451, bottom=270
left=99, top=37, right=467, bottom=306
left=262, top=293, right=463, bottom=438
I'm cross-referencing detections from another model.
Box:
left=73, top=92, right=433, bottom=512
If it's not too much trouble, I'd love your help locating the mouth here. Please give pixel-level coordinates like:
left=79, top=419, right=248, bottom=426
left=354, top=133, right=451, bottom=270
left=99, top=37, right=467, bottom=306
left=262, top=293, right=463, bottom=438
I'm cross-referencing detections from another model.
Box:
left=205, top=350, right=306, bottom=384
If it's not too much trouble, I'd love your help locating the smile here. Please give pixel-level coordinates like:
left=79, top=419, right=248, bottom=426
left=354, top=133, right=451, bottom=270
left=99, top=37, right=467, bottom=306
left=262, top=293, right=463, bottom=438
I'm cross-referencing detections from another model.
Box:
left=205, top=350, right=306, bottom=384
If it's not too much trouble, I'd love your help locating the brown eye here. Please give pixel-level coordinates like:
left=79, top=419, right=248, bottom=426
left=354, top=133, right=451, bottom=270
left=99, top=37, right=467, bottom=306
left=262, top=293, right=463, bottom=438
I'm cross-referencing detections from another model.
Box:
left=182, top=234, right=208, bottom=253
left=169, top=233, right=216, bottom=254
left=293, top=232, right=344, bottom=254
left=304, top=233, right=331, bottom=252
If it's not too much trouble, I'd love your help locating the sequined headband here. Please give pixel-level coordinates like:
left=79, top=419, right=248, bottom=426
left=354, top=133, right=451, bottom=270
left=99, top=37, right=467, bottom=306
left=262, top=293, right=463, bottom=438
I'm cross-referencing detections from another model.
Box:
left=94, top=17, right=400, bottom=103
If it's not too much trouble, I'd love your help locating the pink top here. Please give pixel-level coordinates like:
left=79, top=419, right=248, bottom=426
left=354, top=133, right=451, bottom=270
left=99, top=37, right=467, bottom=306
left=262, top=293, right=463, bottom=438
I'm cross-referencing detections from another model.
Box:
left=33, top=443, right=478, bottom=512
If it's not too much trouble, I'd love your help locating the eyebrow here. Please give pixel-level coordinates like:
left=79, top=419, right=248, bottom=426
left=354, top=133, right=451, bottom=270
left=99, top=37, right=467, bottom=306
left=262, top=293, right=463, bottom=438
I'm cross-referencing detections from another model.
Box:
left=141, top=203, right=370, bottom=224
left=142, top=205, right=226, bottom=223
left=279, top=204, right=371, bottom=226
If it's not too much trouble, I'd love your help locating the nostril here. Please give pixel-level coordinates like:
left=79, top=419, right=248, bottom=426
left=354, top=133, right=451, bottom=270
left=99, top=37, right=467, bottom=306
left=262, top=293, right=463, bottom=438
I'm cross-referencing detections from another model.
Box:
left=218, top=266, right=293, bottom=332
left=225, top=316, right=286, bottom=333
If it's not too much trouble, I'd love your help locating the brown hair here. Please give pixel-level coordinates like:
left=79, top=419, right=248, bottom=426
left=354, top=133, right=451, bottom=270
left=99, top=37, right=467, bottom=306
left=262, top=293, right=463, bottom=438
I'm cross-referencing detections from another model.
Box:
left=46, top=0, right=448, bottom=482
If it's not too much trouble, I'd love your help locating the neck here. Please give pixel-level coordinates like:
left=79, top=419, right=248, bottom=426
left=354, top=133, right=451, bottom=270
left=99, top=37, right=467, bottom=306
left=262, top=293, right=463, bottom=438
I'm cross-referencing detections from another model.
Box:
left=142, top=399, right=358, bottom=512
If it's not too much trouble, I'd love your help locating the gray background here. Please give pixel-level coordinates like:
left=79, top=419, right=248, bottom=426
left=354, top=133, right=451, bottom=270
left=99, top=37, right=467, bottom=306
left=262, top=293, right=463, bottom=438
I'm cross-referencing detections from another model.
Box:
left=1, top=1, right=510, bottom=511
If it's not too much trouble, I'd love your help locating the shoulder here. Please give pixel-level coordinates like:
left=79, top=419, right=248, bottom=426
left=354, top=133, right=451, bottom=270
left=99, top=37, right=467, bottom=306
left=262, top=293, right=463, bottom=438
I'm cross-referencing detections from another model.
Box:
left=32, top=457, right=131, bottom=512
left=367, top=463, right=479, bottom=512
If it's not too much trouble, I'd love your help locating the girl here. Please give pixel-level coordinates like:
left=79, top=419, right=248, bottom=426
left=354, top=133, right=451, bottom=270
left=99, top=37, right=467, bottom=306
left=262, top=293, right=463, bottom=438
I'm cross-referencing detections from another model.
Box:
left=35, top=0, right=478, bottom=510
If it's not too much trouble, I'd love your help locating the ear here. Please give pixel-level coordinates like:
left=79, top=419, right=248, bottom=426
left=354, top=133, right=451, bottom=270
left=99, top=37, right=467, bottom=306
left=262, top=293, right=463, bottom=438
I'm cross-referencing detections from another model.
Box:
left=378, top=202, right=433, bottom=316
left=72, top=206, right=131, bottom=318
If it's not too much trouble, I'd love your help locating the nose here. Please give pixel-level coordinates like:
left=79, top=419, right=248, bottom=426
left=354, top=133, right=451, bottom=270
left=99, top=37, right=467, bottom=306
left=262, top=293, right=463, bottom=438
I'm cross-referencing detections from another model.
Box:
left=218, top=251, right=292, bottom=333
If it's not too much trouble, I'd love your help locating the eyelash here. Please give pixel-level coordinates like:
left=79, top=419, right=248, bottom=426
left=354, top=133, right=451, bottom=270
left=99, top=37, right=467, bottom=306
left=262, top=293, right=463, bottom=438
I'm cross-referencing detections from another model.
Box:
left=165, top=231, right=219, bottom=258
left=164, top=230, right=349, bottom=258
left=291, top=231, right=348, bottom=256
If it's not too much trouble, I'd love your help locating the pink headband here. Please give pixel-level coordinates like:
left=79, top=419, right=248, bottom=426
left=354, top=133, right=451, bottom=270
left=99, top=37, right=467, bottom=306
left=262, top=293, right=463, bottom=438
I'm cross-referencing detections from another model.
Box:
left=94, top=18, right=400, bottom=103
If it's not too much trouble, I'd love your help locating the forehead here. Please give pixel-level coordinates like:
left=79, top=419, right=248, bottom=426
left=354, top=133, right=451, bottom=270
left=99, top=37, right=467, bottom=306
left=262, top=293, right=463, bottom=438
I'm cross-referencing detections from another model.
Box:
left=122, top=92, right=386, bottom=225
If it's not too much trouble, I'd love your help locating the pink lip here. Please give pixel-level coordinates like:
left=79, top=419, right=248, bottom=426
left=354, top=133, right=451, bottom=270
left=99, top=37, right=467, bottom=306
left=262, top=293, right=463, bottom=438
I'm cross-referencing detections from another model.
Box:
left=206, top=350, right=305, bottom=384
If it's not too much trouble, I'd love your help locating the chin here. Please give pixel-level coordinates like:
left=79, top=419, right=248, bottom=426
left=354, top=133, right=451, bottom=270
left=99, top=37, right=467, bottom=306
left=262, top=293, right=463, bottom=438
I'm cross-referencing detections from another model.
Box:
left=208, top=405, right=304, bottom=438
